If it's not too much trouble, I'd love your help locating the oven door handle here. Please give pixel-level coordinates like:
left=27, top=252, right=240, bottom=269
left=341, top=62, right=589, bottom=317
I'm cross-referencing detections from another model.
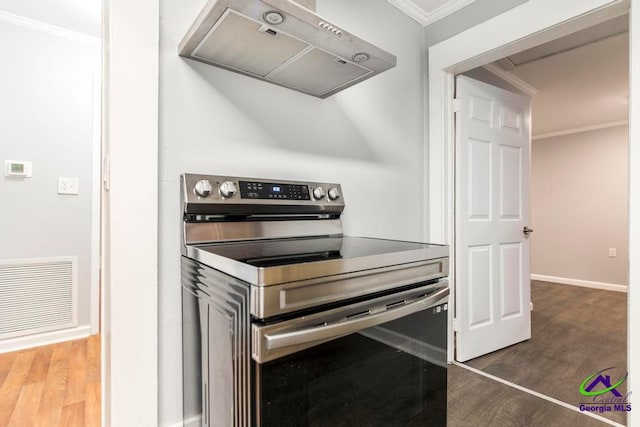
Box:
left=264, top=286, right=449, bottom=352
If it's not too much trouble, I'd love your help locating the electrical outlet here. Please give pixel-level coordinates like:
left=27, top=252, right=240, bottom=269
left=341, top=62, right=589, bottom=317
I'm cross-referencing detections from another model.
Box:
left=609, top=248, right=617, bottom=258
left=58, top=177, right=79, bottom=195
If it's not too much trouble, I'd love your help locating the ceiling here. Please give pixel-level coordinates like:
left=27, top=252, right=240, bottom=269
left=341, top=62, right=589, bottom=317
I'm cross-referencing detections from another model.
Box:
left=397, top=0, right=475, bottom=24
left=498, top=14, right=628, bottom=69
left=0, top=0, right=100, bottom=37
left=501, top=27, right=629, bottom=136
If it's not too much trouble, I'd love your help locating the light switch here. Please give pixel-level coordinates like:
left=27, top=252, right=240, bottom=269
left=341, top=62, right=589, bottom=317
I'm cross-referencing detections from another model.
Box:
left=609, top=248, right=617, bottom=258
left=58, top=177, right=79, bottom=195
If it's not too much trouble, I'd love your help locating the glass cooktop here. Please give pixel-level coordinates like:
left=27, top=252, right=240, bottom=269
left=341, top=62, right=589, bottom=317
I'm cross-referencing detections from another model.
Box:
left=187, top=236, right=448, bottom=286
left=198, top=236, right=441, bottom=265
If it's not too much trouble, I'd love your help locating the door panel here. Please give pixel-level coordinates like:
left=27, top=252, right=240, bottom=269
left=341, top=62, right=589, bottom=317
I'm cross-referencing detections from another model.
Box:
left=499, top=145, right=522, bottom=219
left=469, top=139, right=492, bottom=219
left=468, top=245, right=492, bottom=327
left=455, top=75, right=531, bottom=362
left=500, top=242, right=522, bottom=318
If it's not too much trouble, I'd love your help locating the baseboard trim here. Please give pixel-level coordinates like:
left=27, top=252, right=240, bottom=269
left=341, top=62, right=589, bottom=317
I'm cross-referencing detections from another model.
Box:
left=167, top=415, right=201, bottom=427
left=531, top=274, right=627, bottom=293
left=0, top=325, right=91, bottom=353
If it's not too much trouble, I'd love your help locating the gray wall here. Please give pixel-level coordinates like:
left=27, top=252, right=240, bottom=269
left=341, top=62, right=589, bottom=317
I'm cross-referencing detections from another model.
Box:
left=158, top=0, right=426, bottom=423
left=531, top=125, right=629, bottom=285
left=0, top=21, right=99, bottom=327
left=423, top=0, right=528, bottom=47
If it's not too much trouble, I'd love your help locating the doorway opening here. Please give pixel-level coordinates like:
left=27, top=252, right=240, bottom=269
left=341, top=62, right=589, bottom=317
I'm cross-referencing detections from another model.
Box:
left=455, top=22, right=629, bottom=425
left=0, top=1, right=102, bottom=425
left=427, top=1, right=634, bottom=426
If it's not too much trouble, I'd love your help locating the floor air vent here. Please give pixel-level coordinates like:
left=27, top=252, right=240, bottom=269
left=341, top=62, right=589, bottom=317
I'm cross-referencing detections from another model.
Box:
left=0, top=257, right=77, bottom=340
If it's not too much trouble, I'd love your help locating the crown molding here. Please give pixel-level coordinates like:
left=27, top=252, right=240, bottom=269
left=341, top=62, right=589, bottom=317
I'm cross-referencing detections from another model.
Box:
left=533, top=119, right=628, bottom=140
left=482, top=62, right=538, bottom=96
left=0, top=10, right=99, bottom=46
left=387, top=0, right=477, bottom=27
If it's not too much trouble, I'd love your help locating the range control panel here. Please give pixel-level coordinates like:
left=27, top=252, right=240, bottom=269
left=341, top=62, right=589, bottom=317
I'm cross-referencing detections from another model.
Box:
left=182, top=174, right=345, bottom=215
left=239, top=181, right=310, bottom=200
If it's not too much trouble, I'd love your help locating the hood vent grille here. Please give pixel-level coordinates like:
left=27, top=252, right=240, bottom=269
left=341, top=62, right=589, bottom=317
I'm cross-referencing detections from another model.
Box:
left=179, top=0, right=396, bottom=98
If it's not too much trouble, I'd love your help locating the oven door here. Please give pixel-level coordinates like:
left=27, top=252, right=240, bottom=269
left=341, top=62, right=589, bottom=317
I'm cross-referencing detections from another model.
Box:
left=252, top=282, right=449, bottom=427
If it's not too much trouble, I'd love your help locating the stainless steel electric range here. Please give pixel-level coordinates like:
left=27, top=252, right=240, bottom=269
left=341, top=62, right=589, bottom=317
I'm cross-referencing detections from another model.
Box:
left=181, top=173, right=449, bottom=427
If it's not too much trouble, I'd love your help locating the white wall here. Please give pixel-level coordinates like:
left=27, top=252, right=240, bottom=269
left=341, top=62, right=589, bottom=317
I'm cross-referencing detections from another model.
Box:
left=103, top=0, right=159, bottom=424
left=158, top=0, right=426, bottom=424
left=0, top=19, right=99, bottom=329
left=531, top=125, right=629, bottom=286
left=628, top=2, right=640, bottom=423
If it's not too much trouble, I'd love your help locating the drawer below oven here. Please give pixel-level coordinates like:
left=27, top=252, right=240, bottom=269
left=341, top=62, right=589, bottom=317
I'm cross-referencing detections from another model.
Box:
left=252, top=281, right=448, bottom=363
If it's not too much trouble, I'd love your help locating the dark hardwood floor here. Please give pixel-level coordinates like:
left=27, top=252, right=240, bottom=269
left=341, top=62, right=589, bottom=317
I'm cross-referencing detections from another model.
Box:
left=457, top=280, right=627, bottom=425
left=448, top=364, right=609, bottom=427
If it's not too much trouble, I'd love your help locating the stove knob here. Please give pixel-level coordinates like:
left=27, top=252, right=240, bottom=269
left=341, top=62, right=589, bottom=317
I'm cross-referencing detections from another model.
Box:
left=312, top=186, right=325, bottom=200
left=194, top=179, right=212, bottom=197
left=219, top=181, right=237, bottom=198
left=327, top=187, right=340, bottom=201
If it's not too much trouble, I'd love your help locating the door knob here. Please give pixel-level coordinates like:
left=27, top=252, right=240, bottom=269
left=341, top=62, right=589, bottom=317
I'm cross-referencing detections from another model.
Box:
left=523, top=226, right=534, bottom=236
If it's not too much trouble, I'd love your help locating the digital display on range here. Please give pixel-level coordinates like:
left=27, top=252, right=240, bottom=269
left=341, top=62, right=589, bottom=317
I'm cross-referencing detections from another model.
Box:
left=239, top=181, right=310, bottom=200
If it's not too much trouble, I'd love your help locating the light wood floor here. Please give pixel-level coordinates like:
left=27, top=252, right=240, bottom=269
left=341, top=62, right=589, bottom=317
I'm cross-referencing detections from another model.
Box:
left=0, top=335, right=100, bottom=427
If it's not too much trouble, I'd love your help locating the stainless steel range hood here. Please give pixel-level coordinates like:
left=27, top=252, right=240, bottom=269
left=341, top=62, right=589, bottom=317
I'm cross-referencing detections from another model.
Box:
left=179, top=0, right=397, bottom=98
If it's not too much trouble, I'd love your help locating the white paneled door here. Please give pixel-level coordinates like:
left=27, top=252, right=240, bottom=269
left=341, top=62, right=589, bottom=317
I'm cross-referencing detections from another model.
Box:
left=455, top=76, right=532, bottom=362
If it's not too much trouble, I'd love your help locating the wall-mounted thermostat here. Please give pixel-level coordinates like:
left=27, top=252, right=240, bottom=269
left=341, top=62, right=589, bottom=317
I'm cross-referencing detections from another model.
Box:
left=4, top=160, right=32, bottom=178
